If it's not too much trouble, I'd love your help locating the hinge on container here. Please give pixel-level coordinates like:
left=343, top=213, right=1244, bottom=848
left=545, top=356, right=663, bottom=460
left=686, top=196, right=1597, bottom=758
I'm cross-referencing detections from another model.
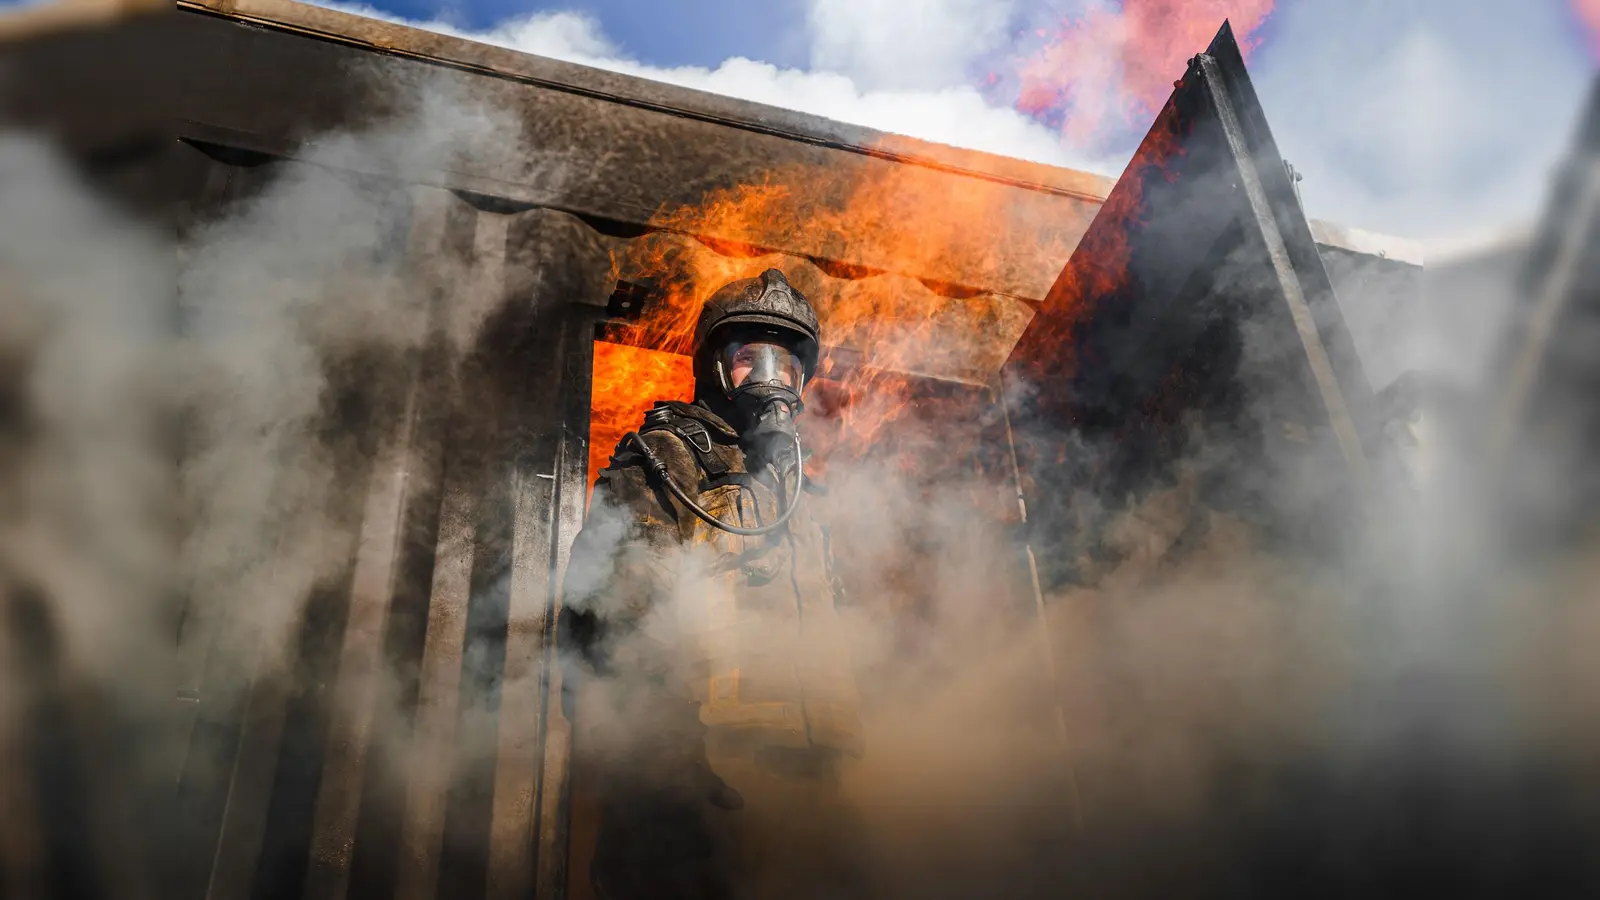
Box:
left=1284, top=160, right=1305, bottom=205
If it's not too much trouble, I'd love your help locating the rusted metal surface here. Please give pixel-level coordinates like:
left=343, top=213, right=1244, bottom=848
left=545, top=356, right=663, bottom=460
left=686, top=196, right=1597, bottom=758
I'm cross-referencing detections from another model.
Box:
left=301, top=185, right=458, bottom=900
left=163, top=0, right=1092, bottom=303
left=393, top=210, right=505, bottom=900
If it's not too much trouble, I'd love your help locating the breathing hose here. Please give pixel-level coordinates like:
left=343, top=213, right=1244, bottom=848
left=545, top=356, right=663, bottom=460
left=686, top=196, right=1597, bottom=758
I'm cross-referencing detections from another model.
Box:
left=624, top=430, right=804, bottom=537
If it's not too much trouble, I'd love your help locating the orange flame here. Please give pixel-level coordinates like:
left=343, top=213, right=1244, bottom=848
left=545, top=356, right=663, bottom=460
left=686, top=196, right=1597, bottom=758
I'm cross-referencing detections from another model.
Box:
left=1015, top=1, right=1275, bottom=145
left=586, top=142, right=1094, bottom=493
left=584, top=8, right=1232, bottom=494
left=588, top=341, right=696, bottom=489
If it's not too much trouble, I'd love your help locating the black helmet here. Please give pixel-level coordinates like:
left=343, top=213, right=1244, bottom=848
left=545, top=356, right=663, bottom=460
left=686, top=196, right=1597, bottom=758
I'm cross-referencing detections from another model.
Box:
left=691, top=269, right=822, bottom=438
left=692, top=268, right=821, bottom=382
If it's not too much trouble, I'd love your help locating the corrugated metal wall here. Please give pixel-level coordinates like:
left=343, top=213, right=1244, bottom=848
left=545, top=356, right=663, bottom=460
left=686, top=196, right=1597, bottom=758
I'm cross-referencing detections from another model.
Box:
left=172, top=151, right=608, bottom=900
left=0, top=137, right=614, bottom=900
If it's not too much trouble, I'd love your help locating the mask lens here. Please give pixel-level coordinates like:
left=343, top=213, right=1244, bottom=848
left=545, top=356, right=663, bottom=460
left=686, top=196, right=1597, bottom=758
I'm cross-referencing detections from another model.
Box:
left=726, top=341, right=803, bottom=390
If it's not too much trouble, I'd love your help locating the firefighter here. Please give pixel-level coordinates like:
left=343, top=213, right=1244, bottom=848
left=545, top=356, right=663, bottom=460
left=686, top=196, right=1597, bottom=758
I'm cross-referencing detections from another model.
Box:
left=566, top=268, right=866, bottom=900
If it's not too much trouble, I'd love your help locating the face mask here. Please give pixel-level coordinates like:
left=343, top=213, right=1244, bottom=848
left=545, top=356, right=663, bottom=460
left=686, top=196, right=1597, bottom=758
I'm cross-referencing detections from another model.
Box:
left=724, top=341, right=804, bottom=390
left=716, top=339, right=806, bottom=472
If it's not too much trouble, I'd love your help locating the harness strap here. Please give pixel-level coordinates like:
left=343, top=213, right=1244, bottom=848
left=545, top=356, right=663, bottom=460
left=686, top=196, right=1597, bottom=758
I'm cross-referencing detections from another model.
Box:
left=641, top=408, right=733, bottom=477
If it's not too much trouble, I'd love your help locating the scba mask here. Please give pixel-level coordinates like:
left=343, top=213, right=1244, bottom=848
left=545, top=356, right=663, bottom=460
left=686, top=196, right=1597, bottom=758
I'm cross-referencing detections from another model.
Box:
left=714, top=332, right=807, bottom=471
left=723, top=340, right=804, bottom=393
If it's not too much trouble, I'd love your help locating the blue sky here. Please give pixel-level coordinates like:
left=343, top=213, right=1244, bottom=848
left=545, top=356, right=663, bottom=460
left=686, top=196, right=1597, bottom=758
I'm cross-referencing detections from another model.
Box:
left=397, top=0, right=815, bottom=67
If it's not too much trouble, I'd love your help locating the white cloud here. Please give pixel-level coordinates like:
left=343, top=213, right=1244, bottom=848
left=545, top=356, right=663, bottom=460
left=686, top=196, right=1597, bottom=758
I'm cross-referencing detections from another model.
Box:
left=1249, top=0, right=1590, bottom=242
left=806, top=0, right=1017, bottom=91
left=314, top=3, right=612, bottom=60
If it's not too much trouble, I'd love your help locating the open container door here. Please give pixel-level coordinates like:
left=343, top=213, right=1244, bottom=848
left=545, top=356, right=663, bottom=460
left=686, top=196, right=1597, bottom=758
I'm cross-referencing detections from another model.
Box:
left=1002, top=21, right=1379, bottom=592
left=1486, top=75, right=1600, bottom=551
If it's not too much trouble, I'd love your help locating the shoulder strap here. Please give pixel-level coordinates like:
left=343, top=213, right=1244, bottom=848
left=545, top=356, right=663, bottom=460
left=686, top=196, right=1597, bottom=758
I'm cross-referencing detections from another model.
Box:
left=641, top=405, right=732, bottom=477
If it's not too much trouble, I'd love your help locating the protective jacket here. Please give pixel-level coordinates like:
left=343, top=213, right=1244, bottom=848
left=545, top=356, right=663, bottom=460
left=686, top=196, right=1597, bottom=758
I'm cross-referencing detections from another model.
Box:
left=568, top=398, right=863, bottom=900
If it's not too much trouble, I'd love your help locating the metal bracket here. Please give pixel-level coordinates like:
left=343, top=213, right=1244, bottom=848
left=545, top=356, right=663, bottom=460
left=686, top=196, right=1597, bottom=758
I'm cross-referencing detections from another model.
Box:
left=605, top=279, right=657, bottom=321
left=1284, top=159, right=1305, bottom=205
left=677, top=421, right=714, bottom=454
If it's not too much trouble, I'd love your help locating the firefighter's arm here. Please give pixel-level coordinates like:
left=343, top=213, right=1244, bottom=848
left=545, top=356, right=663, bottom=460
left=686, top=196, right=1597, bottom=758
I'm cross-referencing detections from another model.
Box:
left=564, top=429, right=699, bottom=649
left=562, top=432, right=742, bottom=810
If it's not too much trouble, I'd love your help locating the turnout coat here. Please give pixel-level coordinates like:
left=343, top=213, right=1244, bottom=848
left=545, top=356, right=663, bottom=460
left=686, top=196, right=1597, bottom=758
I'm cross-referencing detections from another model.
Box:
left=565, top=399, right=863, bottom=900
